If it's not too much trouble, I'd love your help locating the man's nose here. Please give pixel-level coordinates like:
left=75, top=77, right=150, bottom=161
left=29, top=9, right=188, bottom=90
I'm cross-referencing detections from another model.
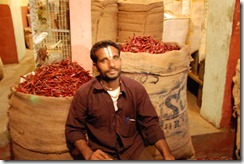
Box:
left=108, top=58, right=115, bottom=66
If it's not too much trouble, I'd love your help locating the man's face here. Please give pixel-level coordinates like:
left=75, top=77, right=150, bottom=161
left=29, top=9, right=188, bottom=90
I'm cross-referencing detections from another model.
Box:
left=94, top=46, right=122, bottom=81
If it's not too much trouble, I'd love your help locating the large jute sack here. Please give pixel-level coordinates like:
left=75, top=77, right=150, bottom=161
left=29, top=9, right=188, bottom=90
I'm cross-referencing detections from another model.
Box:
left=0, top=57, right=3, bottom=80
left=8, top=87, right=73, bottom=160
left=232, top=59, right=240, bottom=160
left=118, top=8, right=164, bottom=24
left=118, top=22, right=164, bottom=33
left=92, top=0, right=117, bottom=6
left=121, top=44, right=195, bottom=159
left=162, top=14, right=190, bottom=46
left=118, top=0, right=164, bottom=11
left=186, top=0, right=205, bottom=54
left=91, top=0, right=118, bottom=44
left=117, top=0, right=164, bottom=43
left=163, top=0, right=184, bottom=16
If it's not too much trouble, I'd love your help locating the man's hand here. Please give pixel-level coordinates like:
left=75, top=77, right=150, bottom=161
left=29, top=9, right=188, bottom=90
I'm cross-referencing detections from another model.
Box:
left=163, top=152, right=175, bottom=160
left=155, top=139, right=175, bottom=160
left=74, top=140, right=113, bottom=160
left=89, top=149, right=113, bottom=160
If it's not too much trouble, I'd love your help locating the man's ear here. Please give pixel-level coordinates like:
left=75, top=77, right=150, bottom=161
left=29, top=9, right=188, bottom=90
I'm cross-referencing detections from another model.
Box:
left=93, top=62, right=97, bottom=68
left=92, top=63, right=99, bottom=76
left=93, top=63, right=98, bottom=72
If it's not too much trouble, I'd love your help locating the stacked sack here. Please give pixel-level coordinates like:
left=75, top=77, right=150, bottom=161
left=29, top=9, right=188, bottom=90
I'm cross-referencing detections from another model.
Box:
left=232, top=59, right=240, bottom=160
left=91, top=0, right=118, bottom=45
left=162, top=12, right=190, bottom=46
left=0, top=57, right=3, bottom=81
left=162, top=0, right=190, bottom=46
left=117, top=0, right=164, bottom=43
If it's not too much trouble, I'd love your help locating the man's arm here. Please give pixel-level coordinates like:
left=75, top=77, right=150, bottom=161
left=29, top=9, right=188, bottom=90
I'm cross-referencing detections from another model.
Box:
left=155, top=139, right=175, bottom=160
left=74, top=139, right=93, bottom=160
left=74, top=139, right=113, bottom=160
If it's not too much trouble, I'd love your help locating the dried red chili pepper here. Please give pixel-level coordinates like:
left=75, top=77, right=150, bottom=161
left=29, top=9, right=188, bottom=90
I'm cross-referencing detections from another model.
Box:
left=15, top=59, right=92, bottom=97
left=120, top=34, right=180, bottom=54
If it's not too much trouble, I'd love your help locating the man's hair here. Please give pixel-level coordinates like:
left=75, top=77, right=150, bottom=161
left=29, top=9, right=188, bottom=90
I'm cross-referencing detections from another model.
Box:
left=90, top=40, right=121, bottom=63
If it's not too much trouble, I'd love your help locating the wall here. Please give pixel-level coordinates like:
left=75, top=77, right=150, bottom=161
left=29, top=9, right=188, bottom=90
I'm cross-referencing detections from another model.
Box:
left=220, top=0, right=240, bottom=127
left=200, top=0, right=236, bottom=128
left=70, top=0, right=92, bottom=72
left=9, top=0, right=26, bottom=62
left=0, top=4, right=18, bottom=64
left=0, top=0, right=26, bottom=63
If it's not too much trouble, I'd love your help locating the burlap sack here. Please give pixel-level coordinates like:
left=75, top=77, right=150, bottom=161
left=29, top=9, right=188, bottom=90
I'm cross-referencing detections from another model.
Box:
left=118, top=0, right=164, bottom=11
left=0, top=57, right=3, bottom=80
left=163, top=0, right=183, bottom=16
left=8, top=87, right=73, bottom=160
left=163, top=15, right=190, bottom=46
left=118, top=22, right=163, bottom=33
left=12, top=142, right=73, bottom=160
left=186, top=0, right=205, bottom=54
left=121, top=44, right=195, bottom=159
left=91, top=0, right=118, bottom=44
left=92, top=0, right=117, bottom=6
left=118, top=9, right=164, bottom=24
left=232, top=59, right=240, bottom=160
left=117, top=0, right=164, bottom=43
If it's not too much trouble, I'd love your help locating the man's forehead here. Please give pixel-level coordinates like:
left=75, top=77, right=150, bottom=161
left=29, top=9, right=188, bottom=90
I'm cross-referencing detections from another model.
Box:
left=99, top=46, right=118, bottom=57
left=104, top=46, right=112, bottom=55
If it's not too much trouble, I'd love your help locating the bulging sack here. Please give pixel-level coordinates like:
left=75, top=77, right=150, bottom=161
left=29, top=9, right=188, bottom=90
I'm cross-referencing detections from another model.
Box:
left=121, top=44, right=195, bottom=159
left=8, top=87, right=73, bottom=160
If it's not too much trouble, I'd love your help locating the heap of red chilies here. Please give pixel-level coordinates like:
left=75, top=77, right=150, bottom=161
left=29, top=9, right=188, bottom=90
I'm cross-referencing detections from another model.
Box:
left=120, top=34, right=180, bottom=54
left=15, top=60, right=92, bottom=97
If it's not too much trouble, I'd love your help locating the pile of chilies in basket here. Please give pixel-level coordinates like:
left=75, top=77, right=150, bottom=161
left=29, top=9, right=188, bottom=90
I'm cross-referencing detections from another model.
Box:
left=15, top=60, right=92, bottom=97
left=120, top=34, right=180, bottom=54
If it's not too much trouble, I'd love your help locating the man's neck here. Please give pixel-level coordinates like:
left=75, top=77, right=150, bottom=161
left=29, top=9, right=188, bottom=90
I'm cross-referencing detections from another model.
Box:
left=100, top=78, right=120, bottom=91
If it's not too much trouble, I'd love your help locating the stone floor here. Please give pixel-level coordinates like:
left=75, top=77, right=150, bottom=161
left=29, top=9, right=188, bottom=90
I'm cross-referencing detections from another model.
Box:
left=0, top=49, right=237, bottom=160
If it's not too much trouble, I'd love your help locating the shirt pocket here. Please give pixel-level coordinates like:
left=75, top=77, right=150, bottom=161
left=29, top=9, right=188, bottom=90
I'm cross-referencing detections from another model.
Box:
left=120, top=116, right=136, bottom=138
left=88, top=107, right=109, bottom=127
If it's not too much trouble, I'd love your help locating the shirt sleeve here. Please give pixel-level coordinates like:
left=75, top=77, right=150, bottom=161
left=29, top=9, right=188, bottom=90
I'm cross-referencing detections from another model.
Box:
left=65, top=89, right=88, bottom=144
left=136, top=85, right=165, bottom=145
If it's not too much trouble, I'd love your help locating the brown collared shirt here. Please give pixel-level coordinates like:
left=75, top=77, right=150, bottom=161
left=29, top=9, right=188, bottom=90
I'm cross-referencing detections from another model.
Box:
left=65, top=75, right=165, bottom=160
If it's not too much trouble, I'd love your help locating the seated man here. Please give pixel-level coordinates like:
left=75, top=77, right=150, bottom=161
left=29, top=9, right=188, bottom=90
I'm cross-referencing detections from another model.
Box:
left=65, top=40, right=175, bottom=160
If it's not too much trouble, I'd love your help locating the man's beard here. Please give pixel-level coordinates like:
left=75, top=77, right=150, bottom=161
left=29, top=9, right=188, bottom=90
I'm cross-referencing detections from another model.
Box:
left=101, top=69, right=121, bottom=82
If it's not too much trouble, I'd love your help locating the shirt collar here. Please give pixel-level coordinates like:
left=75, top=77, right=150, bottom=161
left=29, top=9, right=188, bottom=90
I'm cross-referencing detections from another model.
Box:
left=93, top=76, right=126, bottom=97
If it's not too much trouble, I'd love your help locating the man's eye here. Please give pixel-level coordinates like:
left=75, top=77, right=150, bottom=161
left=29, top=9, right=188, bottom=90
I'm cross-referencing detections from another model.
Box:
left=113, top=56, right=119, bottom=60
left=100, top=59, right=108, bottom=63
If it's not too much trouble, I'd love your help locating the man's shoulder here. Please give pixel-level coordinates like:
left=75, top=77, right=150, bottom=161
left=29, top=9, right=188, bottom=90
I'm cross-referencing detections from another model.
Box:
left=121, top=75, right=136, bottom=83
left=77, top=77, right=96, bottom=91
left=120, top=75, right=144, bottom=88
